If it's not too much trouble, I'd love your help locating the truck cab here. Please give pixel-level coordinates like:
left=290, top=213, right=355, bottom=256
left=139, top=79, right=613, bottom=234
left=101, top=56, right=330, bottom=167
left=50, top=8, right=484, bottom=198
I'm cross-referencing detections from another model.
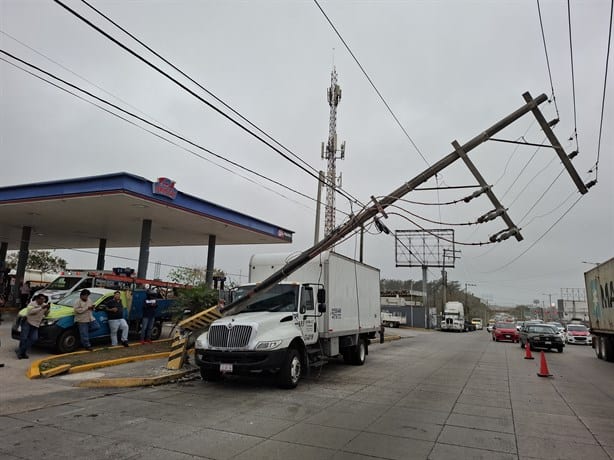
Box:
left=441, top=301, right=465, bottom=332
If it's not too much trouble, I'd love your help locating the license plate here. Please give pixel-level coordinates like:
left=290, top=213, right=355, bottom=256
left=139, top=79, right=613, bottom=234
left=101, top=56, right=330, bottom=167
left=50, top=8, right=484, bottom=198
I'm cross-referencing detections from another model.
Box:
left=545, top=341, right=551, bottom=345
left=505, top=335, right=510, bottom=338
left=220, top=363, right=233, bottom=373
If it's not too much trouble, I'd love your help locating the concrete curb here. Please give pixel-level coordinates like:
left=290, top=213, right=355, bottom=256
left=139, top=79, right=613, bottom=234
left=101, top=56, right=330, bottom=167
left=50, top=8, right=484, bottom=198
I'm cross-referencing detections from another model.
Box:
left=75, top=368, right=199, bottom=388
left=27, top=340, right=172, bottom=379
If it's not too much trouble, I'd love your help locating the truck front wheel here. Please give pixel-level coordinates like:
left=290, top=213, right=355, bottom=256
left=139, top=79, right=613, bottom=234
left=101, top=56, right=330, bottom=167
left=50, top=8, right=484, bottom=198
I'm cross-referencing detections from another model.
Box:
left=278, top=348, right=302, bottom=389
left=57, top=329, right=79, bottom=354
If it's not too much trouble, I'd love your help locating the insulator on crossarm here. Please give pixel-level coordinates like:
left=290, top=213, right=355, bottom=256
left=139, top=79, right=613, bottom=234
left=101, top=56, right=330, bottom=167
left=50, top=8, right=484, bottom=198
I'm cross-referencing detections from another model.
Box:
left=463, top=186, right=490, bottom=203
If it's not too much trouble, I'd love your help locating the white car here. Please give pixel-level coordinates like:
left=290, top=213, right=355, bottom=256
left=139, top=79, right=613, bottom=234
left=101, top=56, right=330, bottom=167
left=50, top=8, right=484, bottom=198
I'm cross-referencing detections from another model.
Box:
left=546, top=322, right=565, bottom=340
left=565, top=324, right=592, bottom=345
left=486, top=323, right=495, bottom=333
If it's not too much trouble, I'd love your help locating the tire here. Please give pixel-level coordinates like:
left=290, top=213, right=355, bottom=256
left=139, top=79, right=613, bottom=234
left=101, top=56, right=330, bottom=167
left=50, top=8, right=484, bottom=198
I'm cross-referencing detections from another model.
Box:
left=558, top=346, right=563, bottom=353
left=56, top=329, right=79, bottom=354
left=351, top=339, right=367, bottom=366
left=150, top=321, right=163, bottom=340
left=200, top=367, right=222, bottom=382
left=278, top=348, right=302, bottom=389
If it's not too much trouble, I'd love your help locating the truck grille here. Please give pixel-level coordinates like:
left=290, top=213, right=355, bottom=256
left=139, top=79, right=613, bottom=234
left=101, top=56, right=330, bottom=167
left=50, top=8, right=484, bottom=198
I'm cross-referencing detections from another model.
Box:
left=209, top=325, right=252, bottom=348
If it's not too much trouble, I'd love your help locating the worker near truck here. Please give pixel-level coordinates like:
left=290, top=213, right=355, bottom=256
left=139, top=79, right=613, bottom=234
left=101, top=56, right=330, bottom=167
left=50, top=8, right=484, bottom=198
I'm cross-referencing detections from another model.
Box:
left=16, top=293, right=50, bottom=359
left=104, top=291, right=129, bottom=347
left=74, top=289, right=100, bottom=351
left=140, top=291, right=157, bottom=344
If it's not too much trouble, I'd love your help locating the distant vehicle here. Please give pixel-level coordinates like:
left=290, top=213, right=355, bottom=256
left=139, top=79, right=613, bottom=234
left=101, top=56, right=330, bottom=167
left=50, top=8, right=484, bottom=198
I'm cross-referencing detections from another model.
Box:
left=565, top=324, right=592, bottom=345
left=516, top=321, right=525, bottom=332
left=441, top=301, right=465, bottom=332
left=471, top=318, right=483, bottom=330
left=492, top=322, right=519, bottom=343
left=546, top=322, right=565, bottom=340
left=519, top=324, right=564, bottom=353
left=486, top=320, right=495, bottom=332
left=381, top=311, right=402, bottom=328
left=584, top=257, right=614, bottom=361
left=33, top=274, right=95, bottom=303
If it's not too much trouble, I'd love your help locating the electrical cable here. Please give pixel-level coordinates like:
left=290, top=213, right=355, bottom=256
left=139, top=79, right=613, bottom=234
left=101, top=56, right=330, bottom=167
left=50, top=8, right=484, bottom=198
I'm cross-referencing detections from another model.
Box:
left=594, top=0, right=613, bottom=182
left=313, top=0, right=431, bottom=168
left=387, top=212, right=495, bottom=247
left=491, top=194, right=584, bottom=272
left=507, top=154, right=557, bottom=207
left=520, top=189, right=576, bottom=228
left=0, top=50, right=351, bottom=217
left=52, top=0, right=362, bottom=209
left=492, top=120, right=537, bottom=187
left=77, top=0, right=321, bottom=179
left=517, top=167, right=566, bottom=225
left=499, top=137, right=547, bottom=200
left=536, top=0, right=560, bottom=118
left=388, top=204, right=478, bottom=227
left=566, top=0, right=580, bottom=153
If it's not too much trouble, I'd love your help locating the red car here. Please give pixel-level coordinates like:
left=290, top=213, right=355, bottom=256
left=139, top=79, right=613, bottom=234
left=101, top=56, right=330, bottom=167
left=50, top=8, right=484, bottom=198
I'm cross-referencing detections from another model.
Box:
left=492, top=322, right=519, bottom=343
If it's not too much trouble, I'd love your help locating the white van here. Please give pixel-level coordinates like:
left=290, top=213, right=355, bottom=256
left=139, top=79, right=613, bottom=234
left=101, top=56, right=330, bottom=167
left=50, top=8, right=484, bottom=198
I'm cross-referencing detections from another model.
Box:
left=33, top=275, right=94, bottom=303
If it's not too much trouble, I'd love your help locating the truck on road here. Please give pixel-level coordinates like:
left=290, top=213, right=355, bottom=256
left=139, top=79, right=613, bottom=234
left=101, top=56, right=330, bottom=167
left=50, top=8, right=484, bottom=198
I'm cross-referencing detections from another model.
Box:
left=441, top=301, right=465, bottom=332
left=585, top=257, right=614, bottom=361
left=195, top=252, right=381, bottom=388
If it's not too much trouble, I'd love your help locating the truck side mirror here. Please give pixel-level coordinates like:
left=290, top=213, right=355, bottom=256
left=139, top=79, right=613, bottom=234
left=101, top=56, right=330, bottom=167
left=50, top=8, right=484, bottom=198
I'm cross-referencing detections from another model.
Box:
left=317, top=288, right=326, bottom=304
left=318, top=303, right=326, bottom=313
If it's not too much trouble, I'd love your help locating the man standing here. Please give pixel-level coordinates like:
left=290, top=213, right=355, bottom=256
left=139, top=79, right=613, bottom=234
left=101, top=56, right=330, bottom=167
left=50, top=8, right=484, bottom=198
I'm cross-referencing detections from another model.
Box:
left=105, top=291, right=129, bottom=347
left=17, top=293, right=50, bottom=359
left=74, top=289, right=100, bottom=351
left=140, top=291, right=157, bottom=344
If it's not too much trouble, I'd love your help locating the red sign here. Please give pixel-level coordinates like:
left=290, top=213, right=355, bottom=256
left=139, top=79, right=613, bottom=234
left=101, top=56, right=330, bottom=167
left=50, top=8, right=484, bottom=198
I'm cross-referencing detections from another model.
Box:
left=152, top=177, right=177, bottom=199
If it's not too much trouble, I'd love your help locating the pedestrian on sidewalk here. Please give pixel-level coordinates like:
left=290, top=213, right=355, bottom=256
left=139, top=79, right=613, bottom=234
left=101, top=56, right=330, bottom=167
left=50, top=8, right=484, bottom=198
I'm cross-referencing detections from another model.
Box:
left=140, top=291, right=157, bottom=344
left=74, top=289, right=100, bottom=351
left=16, top=293, right=50, bottom=359
left=104, top=291, right=129, bottom=347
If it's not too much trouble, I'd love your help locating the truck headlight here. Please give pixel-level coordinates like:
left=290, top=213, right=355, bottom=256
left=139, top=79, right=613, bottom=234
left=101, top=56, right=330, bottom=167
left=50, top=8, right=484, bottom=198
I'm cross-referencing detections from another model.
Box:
left=195, top=334, right=209, bottom=349
left=256, top=340, right=282, bottom=350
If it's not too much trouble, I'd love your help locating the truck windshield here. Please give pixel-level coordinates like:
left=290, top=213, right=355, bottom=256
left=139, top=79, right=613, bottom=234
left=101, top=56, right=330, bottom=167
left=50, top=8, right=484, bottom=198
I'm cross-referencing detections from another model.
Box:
left=46, top=277, right=83, bottom=290
left=234, top=284, right=299, bottom=313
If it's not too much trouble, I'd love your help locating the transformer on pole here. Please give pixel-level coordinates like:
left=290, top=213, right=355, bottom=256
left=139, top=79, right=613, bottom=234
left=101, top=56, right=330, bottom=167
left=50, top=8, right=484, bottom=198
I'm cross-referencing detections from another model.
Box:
left=321, top=67, right=346, bottom=237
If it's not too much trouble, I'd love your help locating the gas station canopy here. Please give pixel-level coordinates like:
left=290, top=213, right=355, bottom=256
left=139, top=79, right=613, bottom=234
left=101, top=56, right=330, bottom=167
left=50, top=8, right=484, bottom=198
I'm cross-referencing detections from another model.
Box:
left=0, top=172, right=293, bottom=250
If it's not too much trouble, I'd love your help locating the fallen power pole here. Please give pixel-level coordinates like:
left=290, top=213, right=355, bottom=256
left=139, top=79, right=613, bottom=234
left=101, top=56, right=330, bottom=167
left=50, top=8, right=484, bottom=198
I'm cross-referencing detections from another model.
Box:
left=220, top=91, right=593, bottom=317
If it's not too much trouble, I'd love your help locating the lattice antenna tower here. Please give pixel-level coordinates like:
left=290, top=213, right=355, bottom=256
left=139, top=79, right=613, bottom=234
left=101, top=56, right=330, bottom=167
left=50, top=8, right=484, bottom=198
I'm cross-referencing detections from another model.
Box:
left=321, top=67, right=346, bottom=236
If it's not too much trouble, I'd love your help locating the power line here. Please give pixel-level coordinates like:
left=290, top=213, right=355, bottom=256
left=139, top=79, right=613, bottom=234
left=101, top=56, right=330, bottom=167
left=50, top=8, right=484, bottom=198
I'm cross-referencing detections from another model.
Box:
left=492, top=194, right=584, bottom=271
left=566, top=0, right=580, bottom=153
left=499, top=137, right=547, bottom=200
left=313, top=0, right=431, bottom=168
left=77, top=0, right=320, bottom=179
left=52, top=0, right=362, bottom=209
left=521, top=189, right=576, bottom=228
left=507, top=153, right=557, bottom=207
left=517, top=167, right=565, bottom=225
left=389, top=204, right=479, bottom=227
left=0, top=50, right=325, bottom=213
left=536, top=0, right=560, bottom=118
left=595, top=0, right=613, bottom=182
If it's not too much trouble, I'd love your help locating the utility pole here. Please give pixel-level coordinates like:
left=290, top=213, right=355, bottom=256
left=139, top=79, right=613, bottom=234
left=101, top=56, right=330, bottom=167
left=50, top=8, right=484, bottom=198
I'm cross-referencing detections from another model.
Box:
left=322, top=67, right=346, bottom=237
left=221, top=92, right=592, bottom=317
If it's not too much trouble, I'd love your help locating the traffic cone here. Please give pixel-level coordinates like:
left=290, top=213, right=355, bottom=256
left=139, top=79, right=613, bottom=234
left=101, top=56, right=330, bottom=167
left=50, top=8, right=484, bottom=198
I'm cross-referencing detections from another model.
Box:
left=537, top=351, right=552, bottom=377
left=524, top=342, right=534, bottom=360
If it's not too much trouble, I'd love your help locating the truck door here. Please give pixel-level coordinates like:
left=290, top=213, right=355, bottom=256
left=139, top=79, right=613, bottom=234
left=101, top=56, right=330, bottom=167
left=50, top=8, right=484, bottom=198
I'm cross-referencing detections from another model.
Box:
left=299, top=286, right=318, bottom=345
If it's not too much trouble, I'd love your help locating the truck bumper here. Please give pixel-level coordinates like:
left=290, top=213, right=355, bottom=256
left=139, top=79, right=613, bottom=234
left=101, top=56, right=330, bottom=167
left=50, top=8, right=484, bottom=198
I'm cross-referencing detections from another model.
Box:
left=195, top=348, right=288, bottom=374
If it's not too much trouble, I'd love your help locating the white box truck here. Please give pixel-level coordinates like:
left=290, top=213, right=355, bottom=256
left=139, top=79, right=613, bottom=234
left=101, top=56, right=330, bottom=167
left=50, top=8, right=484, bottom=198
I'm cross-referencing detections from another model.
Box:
left=585, top=257, right=614, bottom=361
left=441, top=301, right=465, bottom=332
left=195, top=251, right=381, bottom=388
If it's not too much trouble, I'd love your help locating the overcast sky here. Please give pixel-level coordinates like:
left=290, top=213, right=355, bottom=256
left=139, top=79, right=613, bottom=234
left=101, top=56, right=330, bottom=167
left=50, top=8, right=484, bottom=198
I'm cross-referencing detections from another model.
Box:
left=1, top=0, right=612, bottom=307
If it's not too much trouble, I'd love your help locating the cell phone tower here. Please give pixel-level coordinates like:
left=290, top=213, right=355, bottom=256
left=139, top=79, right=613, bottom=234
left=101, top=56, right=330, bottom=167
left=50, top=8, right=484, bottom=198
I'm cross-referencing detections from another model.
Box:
left=321, top=67, right=346, bottom=237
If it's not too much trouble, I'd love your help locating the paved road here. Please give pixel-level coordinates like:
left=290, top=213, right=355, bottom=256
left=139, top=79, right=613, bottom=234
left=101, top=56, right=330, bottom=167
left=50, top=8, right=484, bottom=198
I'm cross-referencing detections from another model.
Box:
left=1, top=324, right=613, bottom=459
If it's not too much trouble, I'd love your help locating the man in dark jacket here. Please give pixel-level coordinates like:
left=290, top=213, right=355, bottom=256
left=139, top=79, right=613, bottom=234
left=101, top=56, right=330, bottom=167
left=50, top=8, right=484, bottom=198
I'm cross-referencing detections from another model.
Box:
left=105, top=291, right=129, bottom=347
left=140, top=291, right=157, bottom=344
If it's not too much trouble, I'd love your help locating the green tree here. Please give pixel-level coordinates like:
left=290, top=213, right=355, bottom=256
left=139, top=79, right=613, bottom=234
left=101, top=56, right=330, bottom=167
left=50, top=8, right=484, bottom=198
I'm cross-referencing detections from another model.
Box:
left=168, top=266, right=226, bottom=286
left=7, top=250, right=67, bottom=274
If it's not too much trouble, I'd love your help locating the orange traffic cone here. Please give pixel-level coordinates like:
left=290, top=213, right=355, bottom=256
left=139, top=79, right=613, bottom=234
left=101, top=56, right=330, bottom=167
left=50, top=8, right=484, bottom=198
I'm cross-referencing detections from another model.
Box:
left=537, top=351, right=552, bottom=377
left=524, top=342, right=534, bottom=360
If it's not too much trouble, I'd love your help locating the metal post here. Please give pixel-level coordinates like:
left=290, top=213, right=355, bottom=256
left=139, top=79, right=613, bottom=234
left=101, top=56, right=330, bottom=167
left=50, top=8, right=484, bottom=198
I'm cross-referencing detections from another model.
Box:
left=206, top=235, right=216, bottom=287
left=422, top=265, right=428, bottom=329
left=359, top=226, right=364, bottom=263
left=314, top=170, right=325, bottom=245
left=137, top=219, right=152, bottom=279
left=13, top=226, right=31, bottom=305
left=96, top=238, right=107, bottom=271
left=0, top=242, right=7, bottom=268
left=221, top=93, right=551, bottom=317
